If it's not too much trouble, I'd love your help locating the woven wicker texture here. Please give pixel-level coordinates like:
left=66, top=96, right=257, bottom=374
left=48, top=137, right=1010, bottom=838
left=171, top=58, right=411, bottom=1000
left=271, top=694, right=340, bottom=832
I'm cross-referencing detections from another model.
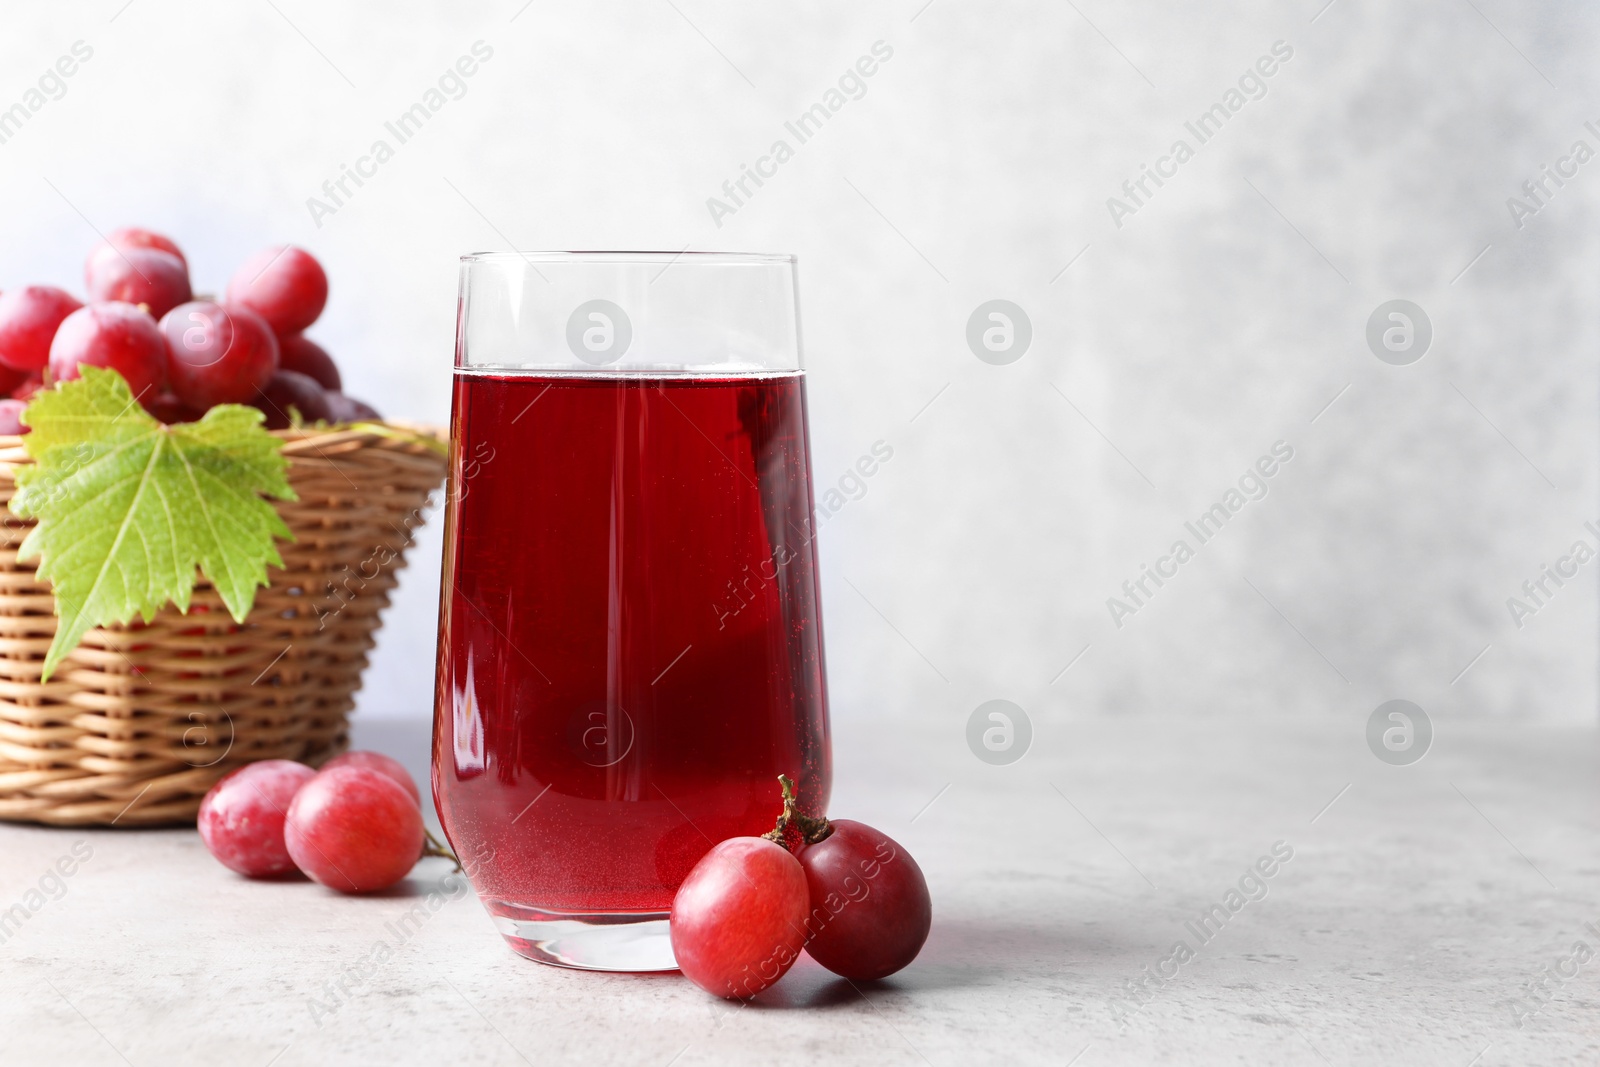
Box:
left=0, top=424, right=447, bottom=826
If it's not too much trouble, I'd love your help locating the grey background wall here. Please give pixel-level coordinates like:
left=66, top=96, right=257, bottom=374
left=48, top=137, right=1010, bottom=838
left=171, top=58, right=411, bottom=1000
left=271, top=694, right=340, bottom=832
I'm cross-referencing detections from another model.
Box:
left=0, top=1, right=1592, bottom=729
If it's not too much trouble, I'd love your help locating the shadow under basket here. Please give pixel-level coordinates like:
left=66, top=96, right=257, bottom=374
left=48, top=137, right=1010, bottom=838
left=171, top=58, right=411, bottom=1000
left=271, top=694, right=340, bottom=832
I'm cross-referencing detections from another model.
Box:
left=0, top=424, right=448, bottom=827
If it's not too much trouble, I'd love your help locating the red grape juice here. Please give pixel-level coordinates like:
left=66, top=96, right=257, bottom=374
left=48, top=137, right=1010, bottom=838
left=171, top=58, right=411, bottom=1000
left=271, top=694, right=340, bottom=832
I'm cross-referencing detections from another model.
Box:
left=434, top=371, right=832, bottom=924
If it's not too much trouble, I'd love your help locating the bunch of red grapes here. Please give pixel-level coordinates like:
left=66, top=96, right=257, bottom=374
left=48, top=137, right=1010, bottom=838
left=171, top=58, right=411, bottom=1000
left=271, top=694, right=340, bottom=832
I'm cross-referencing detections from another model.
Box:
left=0, top=227, right=378, bottom=435
left=199, top=751, right=433, bottom=893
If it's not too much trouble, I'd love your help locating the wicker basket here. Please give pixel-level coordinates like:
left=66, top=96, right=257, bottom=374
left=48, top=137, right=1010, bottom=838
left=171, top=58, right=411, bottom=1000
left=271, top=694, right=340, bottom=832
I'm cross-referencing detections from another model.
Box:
left=0, top=424, right=447, bottom=826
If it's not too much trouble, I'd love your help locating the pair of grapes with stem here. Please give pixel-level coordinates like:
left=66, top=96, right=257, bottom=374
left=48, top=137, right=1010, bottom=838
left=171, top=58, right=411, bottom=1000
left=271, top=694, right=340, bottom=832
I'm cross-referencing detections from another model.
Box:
left=672, top=775, right=932, bottom=998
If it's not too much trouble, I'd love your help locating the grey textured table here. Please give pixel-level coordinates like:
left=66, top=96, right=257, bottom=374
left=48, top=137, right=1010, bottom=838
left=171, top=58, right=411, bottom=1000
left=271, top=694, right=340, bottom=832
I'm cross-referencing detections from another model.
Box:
left=0, top=711, right=1595, bottom=1066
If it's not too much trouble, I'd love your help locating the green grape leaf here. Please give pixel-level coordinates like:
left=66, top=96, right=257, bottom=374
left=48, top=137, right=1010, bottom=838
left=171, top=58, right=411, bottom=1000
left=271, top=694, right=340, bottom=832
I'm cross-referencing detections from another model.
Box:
left=9, top=367, right=296, bottom=681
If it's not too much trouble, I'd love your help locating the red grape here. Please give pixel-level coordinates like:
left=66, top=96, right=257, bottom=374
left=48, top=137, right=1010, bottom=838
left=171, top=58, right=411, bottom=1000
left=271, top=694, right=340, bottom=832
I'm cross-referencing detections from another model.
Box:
left=142, top=391, right=205, bottom=424
left=85, top=247, right=191, bottom=320
left=49, top=302, right=167, bottom=401
left=226, top=246, right=328, bottom=335
left=326, top=392, right=381, bottom=423
left=284, top=766, right=423, bottom=893
left=670, top=837, right=809, bottom=999
left=0, top=287, right=83, bottom=371
left=277, top=334, right=341, bottom=391
left=159, top=301, right=279, bottom=408
left=252, top=370, right=333, bottom=429
left=321, top=750, right=420, bottom=803
left=11, top=373, right=43, bottom=402
left=0, top=360, right=26, bottom=398
left=0, top=399, right=27, bottom=436
left=86, top=227, right=187, bottom=276
left=114, top=227, right=185, bottom=265
left=197, top=759, right=316, bottom=878
left=798, top=820, right=931, bottom=980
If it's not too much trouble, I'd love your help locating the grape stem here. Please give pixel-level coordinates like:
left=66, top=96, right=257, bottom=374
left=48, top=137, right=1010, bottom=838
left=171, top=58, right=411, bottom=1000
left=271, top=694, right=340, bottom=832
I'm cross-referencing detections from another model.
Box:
left=422, top=826, right=462, bottom=871
left=760, top=773, right=832, bottom=850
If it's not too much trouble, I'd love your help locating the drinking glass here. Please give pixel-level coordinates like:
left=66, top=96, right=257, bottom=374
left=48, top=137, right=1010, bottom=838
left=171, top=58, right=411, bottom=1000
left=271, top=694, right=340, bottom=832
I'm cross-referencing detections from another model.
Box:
left=433, top=252, right=832, bottom=971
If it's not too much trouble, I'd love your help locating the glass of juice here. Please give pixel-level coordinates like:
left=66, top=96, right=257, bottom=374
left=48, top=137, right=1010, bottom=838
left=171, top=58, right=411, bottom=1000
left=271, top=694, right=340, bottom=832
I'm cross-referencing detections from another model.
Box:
left=434, top=252, right=832, bottom=971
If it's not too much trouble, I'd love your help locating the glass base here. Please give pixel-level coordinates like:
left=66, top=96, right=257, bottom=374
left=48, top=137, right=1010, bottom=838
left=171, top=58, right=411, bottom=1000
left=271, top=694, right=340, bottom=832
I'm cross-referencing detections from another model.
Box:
left=488, top=902, right=678, bottom=971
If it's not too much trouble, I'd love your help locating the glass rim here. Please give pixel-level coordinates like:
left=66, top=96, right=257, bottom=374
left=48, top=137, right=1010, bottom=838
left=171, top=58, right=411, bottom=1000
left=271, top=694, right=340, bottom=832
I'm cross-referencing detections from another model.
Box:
left=459, top=250, right=796, bottom=266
